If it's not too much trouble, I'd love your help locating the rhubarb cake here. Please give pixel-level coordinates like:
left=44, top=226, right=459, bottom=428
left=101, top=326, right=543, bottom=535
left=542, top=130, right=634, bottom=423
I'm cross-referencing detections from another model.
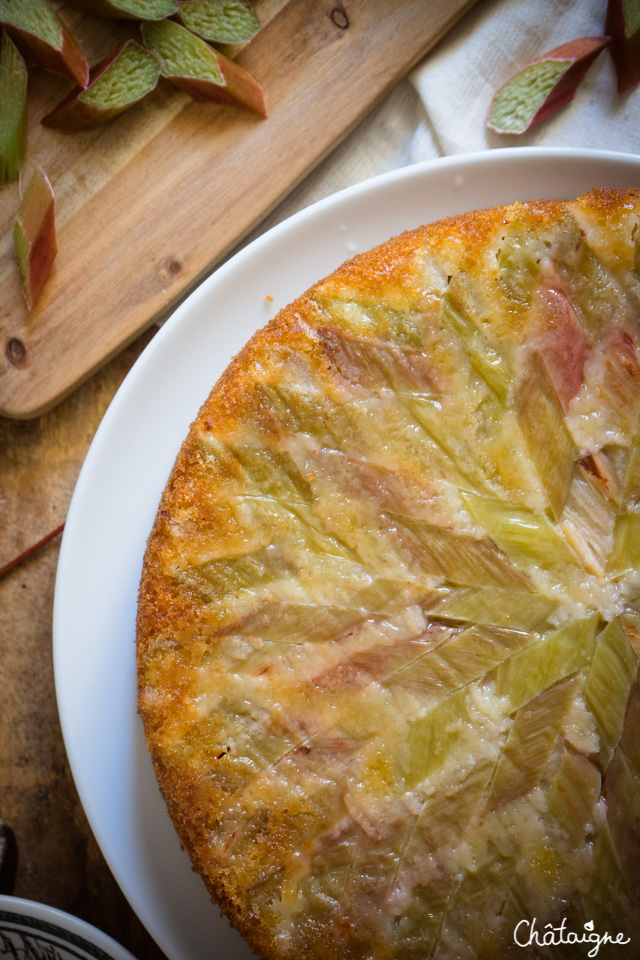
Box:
left=137, top=188, right=640, bottom=959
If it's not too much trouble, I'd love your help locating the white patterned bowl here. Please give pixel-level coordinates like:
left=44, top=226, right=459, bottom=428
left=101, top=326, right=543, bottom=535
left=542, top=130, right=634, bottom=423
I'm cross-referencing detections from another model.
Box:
left=0, top=896, right=138, bottom=960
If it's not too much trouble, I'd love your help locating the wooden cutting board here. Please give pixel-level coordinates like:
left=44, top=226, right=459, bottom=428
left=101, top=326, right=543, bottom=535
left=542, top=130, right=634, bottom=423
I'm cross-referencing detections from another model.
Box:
left=0, top=0, right=477, bottom=419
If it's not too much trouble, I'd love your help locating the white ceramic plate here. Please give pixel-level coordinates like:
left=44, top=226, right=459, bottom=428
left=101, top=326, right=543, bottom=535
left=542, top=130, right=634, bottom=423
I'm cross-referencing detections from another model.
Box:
left=53, top=148, right=640, bottom=960
left=0, top=896, right=138, bottom=960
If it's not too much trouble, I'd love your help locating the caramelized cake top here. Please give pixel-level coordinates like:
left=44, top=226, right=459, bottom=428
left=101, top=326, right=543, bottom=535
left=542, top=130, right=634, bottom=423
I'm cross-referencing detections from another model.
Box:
left=137, top=189, right=640, bottom=960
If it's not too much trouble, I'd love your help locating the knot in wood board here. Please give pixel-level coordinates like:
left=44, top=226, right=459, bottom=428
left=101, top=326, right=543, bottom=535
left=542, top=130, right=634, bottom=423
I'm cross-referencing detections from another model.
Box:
left=330, top=7, right=349, bottom=29
left=6, top=337, right=27, bottom=368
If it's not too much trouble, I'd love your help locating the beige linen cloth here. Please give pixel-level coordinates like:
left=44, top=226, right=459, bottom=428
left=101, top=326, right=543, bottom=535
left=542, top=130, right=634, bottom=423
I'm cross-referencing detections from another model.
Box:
left=257, top=0, right=640, bottom=234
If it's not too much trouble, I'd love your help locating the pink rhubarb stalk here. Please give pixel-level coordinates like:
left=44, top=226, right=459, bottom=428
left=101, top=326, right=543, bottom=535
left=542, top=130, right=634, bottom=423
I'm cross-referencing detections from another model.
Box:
left=487, top=36, right=611, bottom=135
left=13, top=165, right=57, bottom=310
left=606, top=0, right=640, bottom=93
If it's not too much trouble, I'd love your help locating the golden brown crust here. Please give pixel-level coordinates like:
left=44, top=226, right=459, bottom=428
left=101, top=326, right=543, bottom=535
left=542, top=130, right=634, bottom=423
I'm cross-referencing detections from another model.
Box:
left=138, top=188, right=640, bottom=960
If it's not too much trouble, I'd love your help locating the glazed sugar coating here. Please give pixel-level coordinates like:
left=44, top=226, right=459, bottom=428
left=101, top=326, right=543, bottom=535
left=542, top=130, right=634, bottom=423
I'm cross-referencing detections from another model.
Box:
left=137, top=189, right=640, bottom=960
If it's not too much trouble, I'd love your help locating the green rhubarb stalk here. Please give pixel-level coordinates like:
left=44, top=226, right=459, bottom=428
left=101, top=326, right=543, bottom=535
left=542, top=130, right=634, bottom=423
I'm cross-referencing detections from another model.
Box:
left=0, top=0, right=88, bottom=87
left=461, top=491, right=578, bottom=570
left=492, top=614, right=600, bottom=709
left=141, top=18, right=267, bottom=116
left=516, top=356, right=575, bottom=518
left=404, top=685, right=469, bottom=786
left=602, top=750, right=640, bottom=900
left=584, top=617, right=638, bottom=769
left=176, top=0, right=260, bottom=44
left=427, top=586, right=558, bottom=633
left=391, top=622, right=532, bottom=699
left=561, top=471, right=616, bottom=576
left=398, top=515, right=528, bottom=589
left=484, top=676, right=579, bottom=810
left=609, top=506, right=640, bottom=574
left=42, top=41, right=160, bottom=132
left=618, top=670, right=640, bottom=770
left=63, top=0, right=178, bottom=20
left=621, top=430, right=640, bottom=507
left=407, top=395, right=495, bottom=494
left=236, top=601, right=368, bottom=644
left=497, top=222, right=546, bottom=303
left=0, top=31, right=27, bottom=185
left=440, top=295, right=511, bottom=402
left=547, top=747, right=601, bottom=848
left=586, top=823, right=637, bottom=936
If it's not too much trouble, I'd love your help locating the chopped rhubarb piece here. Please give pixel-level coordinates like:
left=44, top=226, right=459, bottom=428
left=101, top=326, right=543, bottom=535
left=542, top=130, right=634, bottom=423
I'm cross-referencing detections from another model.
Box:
left=441, top=295, right=511, bottom=402
left=484, top=676, right=579, bottom=810
left=622, top=431, right=640, bottom=507
left=176, top=0, right=260, bottom=44
left=561, top=470, right=616, bottom=577
left=606, top=0, right=640, bottom=92
left=534, top=280, right=593, bottom=408
left=493, top=615, right=600, bottom=709
left=0, top=0, right=88, bottom=87
left=461, top=491, right=578, bottom=570
left=13, top=165, right=57, bottom=310
left=0, top=31, right=27, bottom=185
left=602, top=750, right=640, bottom=901
left=609, top=506, right=640, bottom=574
left=516, top=355, right=575, bottom=519
left=41, top=41, right=160, bottom=132
left=584, top=617, right=638, bottom=769
left=141, top=19, right=267, bottom=116
left=547, top=747, right=601, bottom=848
left=428, top=586, right=558, bottom=632
left=393, top=622, right=532, bottom=701
left=487, top=36, right=610, bottom=134
left=63, top=0, right=178, bottom=20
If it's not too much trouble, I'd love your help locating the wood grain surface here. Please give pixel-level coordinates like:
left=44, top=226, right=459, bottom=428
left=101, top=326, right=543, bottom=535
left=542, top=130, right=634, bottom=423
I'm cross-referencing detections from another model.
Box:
left=0, top=0, right=477, bottom=419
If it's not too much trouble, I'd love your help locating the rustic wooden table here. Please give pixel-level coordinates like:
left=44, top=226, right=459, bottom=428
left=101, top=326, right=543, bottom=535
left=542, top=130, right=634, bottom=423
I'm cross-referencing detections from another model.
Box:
left=0, top=326, right=167, bottom=960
